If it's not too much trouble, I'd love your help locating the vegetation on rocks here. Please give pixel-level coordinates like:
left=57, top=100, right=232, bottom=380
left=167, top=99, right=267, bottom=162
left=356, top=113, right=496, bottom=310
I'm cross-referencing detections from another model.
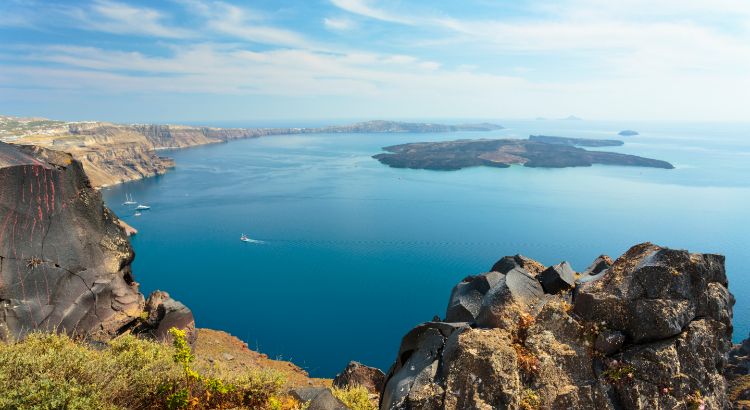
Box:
left=330, top=386, right=376, bottom=410
left=0, top=330, right=300, bottom=410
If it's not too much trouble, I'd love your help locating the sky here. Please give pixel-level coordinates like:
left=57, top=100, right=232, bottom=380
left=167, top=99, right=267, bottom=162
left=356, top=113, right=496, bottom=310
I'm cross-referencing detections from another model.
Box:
left=0, top=0, right=748, bottom=123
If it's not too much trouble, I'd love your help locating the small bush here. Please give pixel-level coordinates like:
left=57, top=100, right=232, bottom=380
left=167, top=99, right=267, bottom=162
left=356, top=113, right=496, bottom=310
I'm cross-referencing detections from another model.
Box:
left=601, top=359, right=635, bottom=384
left=0, top=330, right=297, bottom=410
left=519, top=388, right=541, bottom=410
left=331, top=386, right=376, bottom=410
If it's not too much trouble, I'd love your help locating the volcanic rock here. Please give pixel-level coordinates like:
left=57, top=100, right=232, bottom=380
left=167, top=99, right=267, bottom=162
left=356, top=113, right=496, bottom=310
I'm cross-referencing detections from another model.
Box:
left=333, top=361, right=385, bottom=395
left=134, top=290, right=196, bottom=344
left=0, top=142, right=192, bottom=342
left=381, top=243, right=734, bottom=409
left=594, top=329, right=626, bottom=355
left=290, top=387, right=349, bottom=410
left=582, top=255, right=613, bottom=276
left=489, top=254, right=546, bottom=276
left=475, top=267, right=546, bottom=328
left=537, top=261, right=577, bottom=294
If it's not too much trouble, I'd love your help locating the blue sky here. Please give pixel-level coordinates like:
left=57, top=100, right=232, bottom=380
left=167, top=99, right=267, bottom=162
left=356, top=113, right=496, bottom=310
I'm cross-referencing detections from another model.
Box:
left=0, top=0, right=748, bottom=122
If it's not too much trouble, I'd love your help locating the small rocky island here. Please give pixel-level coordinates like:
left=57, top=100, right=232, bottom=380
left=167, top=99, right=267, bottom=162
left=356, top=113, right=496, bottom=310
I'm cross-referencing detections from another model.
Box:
left=373, top=137, right=674, bottom=170
left=619, top=130, right=640, bottom=136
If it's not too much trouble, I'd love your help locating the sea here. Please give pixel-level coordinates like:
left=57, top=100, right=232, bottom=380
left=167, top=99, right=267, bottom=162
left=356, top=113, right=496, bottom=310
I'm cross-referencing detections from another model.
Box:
left=101, top=119, right=750, bottom=378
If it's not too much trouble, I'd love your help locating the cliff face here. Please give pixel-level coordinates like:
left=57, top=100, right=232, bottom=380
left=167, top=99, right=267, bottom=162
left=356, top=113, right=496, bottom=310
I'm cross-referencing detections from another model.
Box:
left=0, top=141, right=191, bottom=342
left=380, top=243, right=734, bottom=409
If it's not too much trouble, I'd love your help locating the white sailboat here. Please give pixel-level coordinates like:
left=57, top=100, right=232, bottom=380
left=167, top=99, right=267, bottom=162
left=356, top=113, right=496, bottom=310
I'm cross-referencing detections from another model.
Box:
left=123, top=193, right=137, bottom=206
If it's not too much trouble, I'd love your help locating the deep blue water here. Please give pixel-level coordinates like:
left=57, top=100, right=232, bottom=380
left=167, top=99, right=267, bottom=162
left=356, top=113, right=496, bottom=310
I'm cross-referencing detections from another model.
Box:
left=102, top=120, right=750, bottom=377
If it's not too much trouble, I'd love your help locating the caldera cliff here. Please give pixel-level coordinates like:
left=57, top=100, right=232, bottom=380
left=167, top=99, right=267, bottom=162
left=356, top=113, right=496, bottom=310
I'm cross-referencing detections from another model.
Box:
left=0, top=141, right=191, bottom=341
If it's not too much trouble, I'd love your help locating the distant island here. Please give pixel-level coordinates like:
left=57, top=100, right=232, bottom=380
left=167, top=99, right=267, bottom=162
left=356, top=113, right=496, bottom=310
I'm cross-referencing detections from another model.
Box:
left=562, top=115, right=583, bottom=120
left=529, top=135, right=624, bottom=147
left=618, top=129, right=640, bottom=136
left=317, top=120, right=503, bottom=133
left=372, top=137, right=674, bottom=170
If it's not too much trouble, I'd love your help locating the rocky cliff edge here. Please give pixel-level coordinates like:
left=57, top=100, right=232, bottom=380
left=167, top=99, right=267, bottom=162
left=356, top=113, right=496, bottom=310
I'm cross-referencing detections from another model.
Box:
left=381, top=243, right=736, bottom=409
left=0, top=141, right=192, bottom=342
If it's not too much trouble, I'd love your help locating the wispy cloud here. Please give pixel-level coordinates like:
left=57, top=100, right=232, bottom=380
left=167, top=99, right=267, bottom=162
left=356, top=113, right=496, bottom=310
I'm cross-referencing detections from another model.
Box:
left=324, top=17, right=356, bottom=31
left=180, top=1, right=313, bottom=48
left=1, top=0, right=749, bottom=120
left=65, top=0, right=192, bottom=38
left=329, top=0, right=414, bottom=25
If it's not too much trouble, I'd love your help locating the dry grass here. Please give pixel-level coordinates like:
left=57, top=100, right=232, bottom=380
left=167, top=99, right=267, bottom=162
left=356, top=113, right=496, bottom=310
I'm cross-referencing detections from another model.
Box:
left=331, top=386, right=376, bottom=410
left=0, top=332, right=299, bottom=410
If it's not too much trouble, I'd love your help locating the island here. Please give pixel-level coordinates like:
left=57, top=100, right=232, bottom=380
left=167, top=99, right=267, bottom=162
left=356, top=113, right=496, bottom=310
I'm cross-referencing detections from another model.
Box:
left=529, top=135, right=624, bottom=147
left=619, top=129, right=640, bottom=136
left=372, top=137, right=674, bottom=170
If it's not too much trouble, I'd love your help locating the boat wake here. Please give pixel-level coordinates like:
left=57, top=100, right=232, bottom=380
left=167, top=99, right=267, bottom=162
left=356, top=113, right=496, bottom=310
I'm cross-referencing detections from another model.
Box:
left=240, top=233, right=265, bottom=244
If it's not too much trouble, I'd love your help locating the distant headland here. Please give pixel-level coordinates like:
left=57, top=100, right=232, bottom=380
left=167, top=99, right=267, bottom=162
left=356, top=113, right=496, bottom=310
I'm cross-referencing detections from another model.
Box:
left=0, top=115, right=502, bottom=187
left=618, top=129, right=640, bottom=136
left=372, top=137, right=674, bottom=170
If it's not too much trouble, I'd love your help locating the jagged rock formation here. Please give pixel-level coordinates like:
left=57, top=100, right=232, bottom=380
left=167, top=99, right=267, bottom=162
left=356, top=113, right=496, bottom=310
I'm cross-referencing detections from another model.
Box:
left=727, top=335, right=750, bottom=408
left=381, top=243, right=734, bottom=409
left=0, top=141, right=191, bottom=341
left=290, top=387, right=349, bottom=410
left=334, top=361, right=386, bottom=395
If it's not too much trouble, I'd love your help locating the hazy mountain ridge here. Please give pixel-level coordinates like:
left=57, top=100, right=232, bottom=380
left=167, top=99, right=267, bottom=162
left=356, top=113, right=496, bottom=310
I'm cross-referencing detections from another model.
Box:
left=0, top=115, right=502, bottom=187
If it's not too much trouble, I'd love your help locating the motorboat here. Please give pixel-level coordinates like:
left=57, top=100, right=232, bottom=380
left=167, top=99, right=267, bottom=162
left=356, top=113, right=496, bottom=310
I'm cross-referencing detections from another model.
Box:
left=135, top=204, right=151, bottom=210
left=240, top=233, right=251, bottom=242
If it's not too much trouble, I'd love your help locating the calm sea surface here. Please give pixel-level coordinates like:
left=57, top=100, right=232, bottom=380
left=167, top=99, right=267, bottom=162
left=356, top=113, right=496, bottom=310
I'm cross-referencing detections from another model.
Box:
left=102, top=120, right=750, bottom=377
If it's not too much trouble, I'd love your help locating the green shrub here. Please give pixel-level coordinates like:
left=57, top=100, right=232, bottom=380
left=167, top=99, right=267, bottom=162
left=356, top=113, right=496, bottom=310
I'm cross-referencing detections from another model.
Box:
left=331, top=386, right=376, bottom=410
left=0, top=330, right=297, bottom=409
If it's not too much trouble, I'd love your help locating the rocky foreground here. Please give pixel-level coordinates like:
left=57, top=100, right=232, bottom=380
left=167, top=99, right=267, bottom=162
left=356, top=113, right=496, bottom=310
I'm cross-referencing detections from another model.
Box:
left=4, top=139, right=750, bottom=409
left=378, top=243, right=750, bottom=409
left=0, top=116, right=502, bottom=187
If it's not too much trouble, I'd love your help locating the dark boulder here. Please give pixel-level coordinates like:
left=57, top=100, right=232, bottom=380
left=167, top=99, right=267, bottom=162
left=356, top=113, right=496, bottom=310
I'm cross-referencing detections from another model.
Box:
left=380, top=321, right=468, bottom=410
left=582, top=255, right=613, bottom=276
left=574, top=243, right=733, bottom=343
left=594, top=329, right=625, bottom=355
left=537, top=261, right=576, bottom=294
left=475, top=267, right=545, bottom=328
left=333, top=361, right=385, bottom=395
left=290, top=388, right=349, bottom=410
left=490, top=254, right=546, bottom=276
left=133, top=290, right=196, bottom=344
left=445, top=271, right=502, bottom=322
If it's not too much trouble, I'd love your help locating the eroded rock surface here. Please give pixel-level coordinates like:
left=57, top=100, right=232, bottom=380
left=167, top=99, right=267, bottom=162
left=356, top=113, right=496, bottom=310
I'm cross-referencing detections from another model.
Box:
left=381, top=243, right=735, bottom=409
left=334, top=361, right=386, bottom=395
left=0, top=142, right=191, bottom=341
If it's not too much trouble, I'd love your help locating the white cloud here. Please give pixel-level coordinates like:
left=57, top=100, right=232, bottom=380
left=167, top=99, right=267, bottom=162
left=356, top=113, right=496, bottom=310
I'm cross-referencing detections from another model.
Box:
left=179, top=0, right=314, bottom=48
left=324, top=17, right=355, bottom=31
left=66, top=0, right=192, bottom=38
left=329, top=0, right=414, bottom=25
